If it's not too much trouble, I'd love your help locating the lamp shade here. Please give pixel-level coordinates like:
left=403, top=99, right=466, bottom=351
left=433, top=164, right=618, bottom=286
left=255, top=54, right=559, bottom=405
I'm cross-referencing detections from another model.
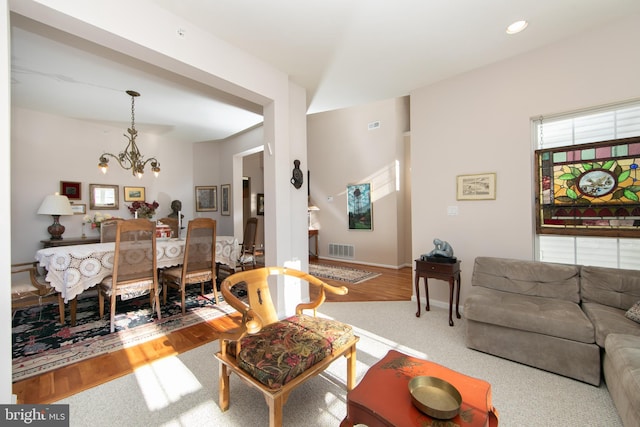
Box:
left=37, top=193, right=74, bottom=216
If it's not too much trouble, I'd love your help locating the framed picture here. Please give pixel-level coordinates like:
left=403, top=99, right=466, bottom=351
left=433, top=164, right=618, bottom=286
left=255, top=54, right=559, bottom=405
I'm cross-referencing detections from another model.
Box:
left=195, top=186, right=217, bottom=212
left=70, top=203, right=86, bottom=215
left=347, top=183, right=372, bottom=230
left=123, top=186, right=145, bottom=202
left=89, top=184, right=119, bottom=210
left=257, top=193, right=264, bottom=216
left=60, top=181, right=81, bottom=200
left=456, top=173, right=496, bottom=201
left=221, top=184, right=231, bottom=216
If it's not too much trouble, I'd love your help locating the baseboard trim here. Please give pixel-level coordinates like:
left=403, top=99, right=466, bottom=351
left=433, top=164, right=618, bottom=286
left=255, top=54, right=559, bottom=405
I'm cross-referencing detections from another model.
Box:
left=317, top=256, right=410, bottom=270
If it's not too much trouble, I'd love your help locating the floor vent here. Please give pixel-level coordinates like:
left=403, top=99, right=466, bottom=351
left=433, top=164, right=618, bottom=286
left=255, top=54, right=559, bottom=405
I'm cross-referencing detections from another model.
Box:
left=329, top=243, right=355, bottom=259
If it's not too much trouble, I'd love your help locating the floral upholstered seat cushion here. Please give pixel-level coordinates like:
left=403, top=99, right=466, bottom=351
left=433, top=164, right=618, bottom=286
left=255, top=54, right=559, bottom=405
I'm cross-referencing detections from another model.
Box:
left=237, top=314, right=354, bottom=389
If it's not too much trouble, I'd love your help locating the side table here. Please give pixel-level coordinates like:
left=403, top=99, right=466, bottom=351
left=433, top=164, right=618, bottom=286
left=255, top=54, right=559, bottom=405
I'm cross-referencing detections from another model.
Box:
left=41, top=236, right=100, bottom=248
left=340, top=349, right=498, bottom=427
left=415, top=259, right=461, bottom=326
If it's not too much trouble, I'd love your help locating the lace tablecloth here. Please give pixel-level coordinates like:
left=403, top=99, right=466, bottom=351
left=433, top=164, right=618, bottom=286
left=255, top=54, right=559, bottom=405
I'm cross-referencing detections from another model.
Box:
left=35, top=236, right=239, bottom=302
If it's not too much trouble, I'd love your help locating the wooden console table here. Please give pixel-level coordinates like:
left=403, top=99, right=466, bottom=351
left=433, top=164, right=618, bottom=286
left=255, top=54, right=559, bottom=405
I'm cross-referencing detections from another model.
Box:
left=41, top=236, right=100, bottom=248
left=414, top=259, right=461, bottom=326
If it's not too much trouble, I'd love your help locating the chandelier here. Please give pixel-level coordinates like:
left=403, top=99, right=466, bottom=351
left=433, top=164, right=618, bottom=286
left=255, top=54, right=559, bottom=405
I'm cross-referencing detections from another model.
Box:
left=98, top=90, right=161, bottom=179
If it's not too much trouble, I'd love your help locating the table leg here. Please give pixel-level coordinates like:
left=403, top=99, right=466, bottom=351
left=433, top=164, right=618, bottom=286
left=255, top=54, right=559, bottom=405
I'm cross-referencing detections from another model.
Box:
left=455, top=272, right=461, bottom=320
left=70, top=298, right=77, bottom=327
left=57, top=293, right=65, bottom=324
left=415, top=273, right=421, bottom=317
left=424, top=277, right=430, bottom=311
left=448, top=277, right=454, bottom=327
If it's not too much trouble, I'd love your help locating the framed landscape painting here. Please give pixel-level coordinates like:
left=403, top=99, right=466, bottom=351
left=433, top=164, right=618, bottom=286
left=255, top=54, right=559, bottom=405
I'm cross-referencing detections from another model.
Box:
left=195, top=186, right=217, bottom=212
left=347, top=183, right=372, bottom=230
left=123, top=186, right=145, bottom=202
left=456, top=173, right=496, bottom=200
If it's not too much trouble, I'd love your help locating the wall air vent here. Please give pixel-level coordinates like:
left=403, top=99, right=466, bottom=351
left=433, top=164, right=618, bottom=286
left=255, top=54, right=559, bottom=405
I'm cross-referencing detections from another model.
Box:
left=329, top=243, right=355, bottom=259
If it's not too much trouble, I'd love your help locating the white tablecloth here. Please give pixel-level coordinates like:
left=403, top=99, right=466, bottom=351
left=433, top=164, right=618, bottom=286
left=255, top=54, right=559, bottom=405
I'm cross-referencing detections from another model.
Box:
left=35, top=236, right=239, bottom=302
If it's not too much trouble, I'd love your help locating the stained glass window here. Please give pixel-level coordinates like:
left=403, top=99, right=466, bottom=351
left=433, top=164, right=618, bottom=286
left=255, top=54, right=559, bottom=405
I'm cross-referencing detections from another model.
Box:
left=535, top=136, right=640, bottom=237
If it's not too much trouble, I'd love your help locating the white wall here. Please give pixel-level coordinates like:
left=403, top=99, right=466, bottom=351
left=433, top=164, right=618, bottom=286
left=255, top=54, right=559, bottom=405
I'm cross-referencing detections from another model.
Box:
left=307, top=96, right=410, bottom=268
left=1, top=0, right=11, bottom=404
left=11, top=107, right=193, bottom=262
left=411, top=13, right=640, bottom=307
left=193, top=125, right=264, bottom=239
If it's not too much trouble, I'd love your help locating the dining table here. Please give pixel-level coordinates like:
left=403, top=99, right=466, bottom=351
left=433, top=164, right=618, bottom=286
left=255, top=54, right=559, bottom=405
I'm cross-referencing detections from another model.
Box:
left=35, top=236, right=240, bottom=324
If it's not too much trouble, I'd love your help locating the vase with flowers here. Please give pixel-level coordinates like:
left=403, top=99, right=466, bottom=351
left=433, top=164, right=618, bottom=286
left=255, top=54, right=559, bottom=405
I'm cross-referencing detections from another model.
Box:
left=128, top=201, right=159, bottom=219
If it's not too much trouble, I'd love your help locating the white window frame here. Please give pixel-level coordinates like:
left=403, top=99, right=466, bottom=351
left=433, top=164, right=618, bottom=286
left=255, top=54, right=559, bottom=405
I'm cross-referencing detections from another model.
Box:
left=533, top=99, right=640, bottom=269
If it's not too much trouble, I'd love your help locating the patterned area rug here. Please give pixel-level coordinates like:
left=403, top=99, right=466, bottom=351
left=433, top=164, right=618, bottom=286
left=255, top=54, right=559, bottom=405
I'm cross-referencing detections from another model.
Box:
left=12, top=285, right=238, bottom=382
left=309, top=263, right=381, bottom=284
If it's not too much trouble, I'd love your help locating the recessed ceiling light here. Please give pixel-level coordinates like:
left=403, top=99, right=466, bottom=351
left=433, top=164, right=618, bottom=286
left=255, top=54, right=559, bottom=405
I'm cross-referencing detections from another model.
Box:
left=506, top=20, right=528, bottom=35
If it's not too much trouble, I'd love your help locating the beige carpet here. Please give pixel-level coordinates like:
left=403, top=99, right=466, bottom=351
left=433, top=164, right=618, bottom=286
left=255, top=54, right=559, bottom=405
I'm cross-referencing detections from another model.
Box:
left=57, top=301, right=622, bottom=426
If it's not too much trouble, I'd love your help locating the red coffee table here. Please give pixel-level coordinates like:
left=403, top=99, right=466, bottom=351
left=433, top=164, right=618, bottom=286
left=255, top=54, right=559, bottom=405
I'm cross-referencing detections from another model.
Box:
left=341, top=350, right=499, bottom=427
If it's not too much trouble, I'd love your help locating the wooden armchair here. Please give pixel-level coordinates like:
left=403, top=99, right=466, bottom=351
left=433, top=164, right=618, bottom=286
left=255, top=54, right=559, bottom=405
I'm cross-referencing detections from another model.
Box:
left=215, top=267, right=359, bottom=427
left=11, top=262, right=64, bottom=322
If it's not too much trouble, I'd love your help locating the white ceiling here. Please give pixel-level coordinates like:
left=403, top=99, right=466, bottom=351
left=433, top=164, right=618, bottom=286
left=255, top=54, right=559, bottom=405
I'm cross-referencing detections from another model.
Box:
left=10, top=1, right=640, bottom=142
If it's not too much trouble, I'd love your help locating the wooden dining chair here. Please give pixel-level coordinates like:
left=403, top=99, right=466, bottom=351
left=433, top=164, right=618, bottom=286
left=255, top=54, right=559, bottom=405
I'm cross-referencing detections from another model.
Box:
left=100, top=218, right=124, bottom=242
left=158, top=217, right=179, bottom=238
left=162, top=218, right=218, bottom=314
left=97, top=218, right=162, bottom=333
left=238, top=217, right=258, bottom=270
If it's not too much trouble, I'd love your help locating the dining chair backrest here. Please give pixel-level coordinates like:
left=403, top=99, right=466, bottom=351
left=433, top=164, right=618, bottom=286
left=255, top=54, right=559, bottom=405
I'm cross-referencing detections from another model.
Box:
left=158, top=217, right=179, bottom=238
left=182, top=218, right=217, bottom=277
left=113, top=219, right=157, bottom=284
left=100, top=218, right=124, bottom=243
left=241, top=217, right=258, bottom=255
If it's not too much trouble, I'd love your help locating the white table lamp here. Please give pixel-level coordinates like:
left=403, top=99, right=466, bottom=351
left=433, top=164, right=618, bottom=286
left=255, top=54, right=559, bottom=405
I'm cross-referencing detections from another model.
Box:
left=38, top=192, right=74, bottom=240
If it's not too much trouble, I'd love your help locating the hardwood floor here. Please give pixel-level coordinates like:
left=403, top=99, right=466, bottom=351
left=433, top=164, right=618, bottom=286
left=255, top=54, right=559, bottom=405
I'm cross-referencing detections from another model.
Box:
left=13, top=260, right=412, bottom=404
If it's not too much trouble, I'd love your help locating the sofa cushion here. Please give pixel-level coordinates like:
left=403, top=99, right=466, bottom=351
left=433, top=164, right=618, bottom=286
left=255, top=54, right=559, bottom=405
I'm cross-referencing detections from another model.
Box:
left=581, top=265, right=640, bottom=310
left=626, top=301, right=640, bottom=324
left=582, top=302, right=640, bottom=347
left=464, top=286, right=594, bottom=343
left=603, top=334, right=640, bottom=424
left=237, top=314, right=354, bottom=390
left=471, top=257, right=581, bottom=303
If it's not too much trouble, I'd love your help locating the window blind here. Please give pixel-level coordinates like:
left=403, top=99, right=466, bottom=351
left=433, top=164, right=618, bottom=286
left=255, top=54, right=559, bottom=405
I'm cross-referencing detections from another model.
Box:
left=534, top=99, right=640, bottom=269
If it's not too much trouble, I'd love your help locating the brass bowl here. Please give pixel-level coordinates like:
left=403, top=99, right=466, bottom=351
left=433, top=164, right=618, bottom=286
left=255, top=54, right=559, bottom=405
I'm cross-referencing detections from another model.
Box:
left=408, top=376, right=462, bottom=419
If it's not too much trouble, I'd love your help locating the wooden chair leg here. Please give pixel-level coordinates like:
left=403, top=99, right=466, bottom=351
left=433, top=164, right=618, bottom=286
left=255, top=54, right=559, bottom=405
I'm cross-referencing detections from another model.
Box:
left=163, top=282, right=168, bottom=305
left=154, top=291, right=162, bottom=320
left=267, top=395, right=284, bottom=427
left=346, top=344, right=357, bottom=391
left=110, top=294, right=117, bottom=333
left=219, top=362, right=230, bottom=411
left=181, top=284, right=186, bottom=315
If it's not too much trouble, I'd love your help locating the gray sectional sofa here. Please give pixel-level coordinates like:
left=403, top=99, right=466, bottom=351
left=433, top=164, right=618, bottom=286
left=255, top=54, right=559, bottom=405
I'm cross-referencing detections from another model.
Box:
left=463, top=257, right=640, bottom=427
